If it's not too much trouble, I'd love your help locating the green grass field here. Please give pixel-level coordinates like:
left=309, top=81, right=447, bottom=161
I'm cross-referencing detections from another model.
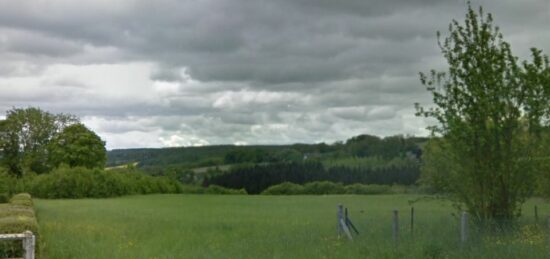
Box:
left=35, top=194, right=550, bottom=259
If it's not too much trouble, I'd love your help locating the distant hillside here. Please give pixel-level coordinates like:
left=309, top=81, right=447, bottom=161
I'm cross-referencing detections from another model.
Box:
left=107, top=134, right=429, bottom=170
left=107, top=145, right=295, bottom=168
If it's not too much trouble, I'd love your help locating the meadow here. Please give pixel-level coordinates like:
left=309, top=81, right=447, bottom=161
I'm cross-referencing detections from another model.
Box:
left=35, top=194, right=550, bottom=259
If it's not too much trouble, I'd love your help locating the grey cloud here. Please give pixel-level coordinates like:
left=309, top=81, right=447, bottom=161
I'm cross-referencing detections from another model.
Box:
left=0, top=28, right=83, bottom=57
left=0, top=0, right=548, bottom=148
left=0, top=0, right=451, bottom=84
left=150, top=67, right=185, bottom=82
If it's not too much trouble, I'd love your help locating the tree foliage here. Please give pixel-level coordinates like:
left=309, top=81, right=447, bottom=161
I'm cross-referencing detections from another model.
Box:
left=48, top=123, right=107, bottom=169
left=204, top=161, right=419, bottom=194
left=534, top=130, right=550, bottom=197
left=416, top=4, right=550, bottom=222
left=0, top=107, right=78, bottom=175
left=345, top=134, right=423, bottom=159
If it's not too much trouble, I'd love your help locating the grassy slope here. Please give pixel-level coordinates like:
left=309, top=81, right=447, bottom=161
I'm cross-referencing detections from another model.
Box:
left=35, top=195, right=550, bottom=259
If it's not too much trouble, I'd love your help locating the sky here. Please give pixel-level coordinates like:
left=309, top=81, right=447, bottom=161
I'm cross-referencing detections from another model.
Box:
left=0, top=0, right=548, bottom=150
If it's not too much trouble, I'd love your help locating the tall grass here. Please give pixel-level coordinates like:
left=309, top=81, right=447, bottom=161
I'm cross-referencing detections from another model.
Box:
left=34, top=195, right=550, bottom=258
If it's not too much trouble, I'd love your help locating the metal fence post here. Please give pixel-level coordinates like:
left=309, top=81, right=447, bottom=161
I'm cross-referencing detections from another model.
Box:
left=392, top=209, right=399, bottom=245
left=337, top=204, right=344, bottom=237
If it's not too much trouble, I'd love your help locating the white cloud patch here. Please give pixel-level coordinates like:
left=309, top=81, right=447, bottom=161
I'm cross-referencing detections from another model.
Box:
left=212, top=90, right=306, bottom=110
left=159, top=134, right=210, bottom=147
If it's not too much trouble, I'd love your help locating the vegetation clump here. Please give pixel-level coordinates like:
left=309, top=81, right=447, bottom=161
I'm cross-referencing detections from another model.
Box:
left=8, top=193, right=33, bottom=207
left=345, top=184, right=391, bottom=195
left=205, top=161, right=419, bottom=194
left=0, top=193, right=39, bottom=258
left=261, top=182, right=304, bottom=195
left=416, top=4, right=550, bottom=223
left=261, top=182, right=394, bottom=195
left=29, top=166, right=182, bottom=199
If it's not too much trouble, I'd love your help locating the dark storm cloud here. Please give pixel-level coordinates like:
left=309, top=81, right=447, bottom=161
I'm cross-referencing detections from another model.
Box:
left=0, top=0, right=548, bottom=148
left=0, top=0, right=449, bottom=83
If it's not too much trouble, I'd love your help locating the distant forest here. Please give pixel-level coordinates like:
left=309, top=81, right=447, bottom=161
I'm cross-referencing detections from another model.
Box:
left=107, top=134, right=428, bottom=191
left=108, top=134, right=427, bottom=168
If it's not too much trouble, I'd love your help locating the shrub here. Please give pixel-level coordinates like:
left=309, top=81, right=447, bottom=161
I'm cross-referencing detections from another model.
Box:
left=0, top=193, right=39, bottom=258
left=28, top=166, right=183, bottom=199
left=9, top=193, right=33, bottom=207
left=180, top=185, right=206, bottom=194
left=0, top=215, right=38, bottom=235
left=345, top=184, right=391, bottom=195
left=302, top=181, right=345, bottom=195
left=260, top=182, right=397, bottom=195
left=179, top=185, right=245, bottom=194
left=389, top=184, right=409, bottom=194
left=0, top=194, right=9, bottom=204
left=205, top=185, right=247, bottom=195
left=0, top=216, right=39, bottom=258
left=261, top=182, right=304, bottom=195
left=206, top=161, right=420, bottom=194
left=0, top=169, right=16, bottom=196
left=0, top=206, right=35, bottom=218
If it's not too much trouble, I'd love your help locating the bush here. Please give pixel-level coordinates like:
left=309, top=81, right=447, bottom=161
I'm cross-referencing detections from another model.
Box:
left=0, top=206, right=35, bottom=218
left=0, top=215, right=38, bottom=235
left=28, top=166, right=183, bottom=199
left=178, top=185, right=245, bottom=194
left=0, top=194, right=9, bottom=203
left=0, top=216, right=39, bottom=258
left=260, top=182, right=396, bottom=195
left=0, top=193, right=39, bottom=258
left=9, top=193, right=33, bottom=207
left=389, top=184, right=409, bottom=194
left=0, top=169, right=16, bottom=196
left=180, top=185, right=206, bottom=194
left=345, top=184, right=391, bottom=195
left=205, top=185, right=247, bottom=195
left=302, top=181, right=345, bottom=195
left=261, top=182, right=304, bottom=195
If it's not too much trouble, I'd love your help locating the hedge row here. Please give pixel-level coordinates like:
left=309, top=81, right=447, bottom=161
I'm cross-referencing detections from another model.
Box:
left=261, top=181, right=398, bottom=195
left=204, top=161, right=420, bottom=194
left=1, top=166, right=247, bottom=199
left=29, top=167, right=184, bottom=199
left=0, top=193, right=39, bottom=258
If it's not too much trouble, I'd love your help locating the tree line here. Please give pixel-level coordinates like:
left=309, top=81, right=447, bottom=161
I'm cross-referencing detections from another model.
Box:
left=203, top=161, right=420, bottom=194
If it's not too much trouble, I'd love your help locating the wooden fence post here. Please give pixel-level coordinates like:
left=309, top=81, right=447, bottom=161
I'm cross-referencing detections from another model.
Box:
left=461, top=211, right=468, bottom=245
left=392, top=209, right=399, bottom=245
left=24, top=230, right=35, bottom=259
left=0, top=232, right=35, bottom=259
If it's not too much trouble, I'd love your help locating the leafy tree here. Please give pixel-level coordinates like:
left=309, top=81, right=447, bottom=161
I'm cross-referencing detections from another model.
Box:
left=416, top=4, right=550, bottom=222
left=417, top=138, right=453, bottom=194
left=48, top=123, right=107, bottom=169
left=273, top=148, right=303, bottom=163
left=0, top=107, right=78, bottom=175
left=535, top=129, right=550, bottom=196
left=345, top=134, right=382, bottom=157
